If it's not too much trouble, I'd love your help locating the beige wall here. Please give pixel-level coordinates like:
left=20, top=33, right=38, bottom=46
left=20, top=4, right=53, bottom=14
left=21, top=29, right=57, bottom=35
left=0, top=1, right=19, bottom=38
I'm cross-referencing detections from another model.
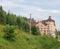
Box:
left=46, top=21, right=56, bottom=32
left=36, top=21, right=56, bottom=36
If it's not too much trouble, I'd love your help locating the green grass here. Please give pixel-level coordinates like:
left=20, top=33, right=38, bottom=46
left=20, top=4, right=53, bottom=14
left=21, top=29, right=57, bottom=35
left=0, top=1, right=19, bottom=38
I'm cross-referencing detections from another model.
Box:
left=0, top=25, right=60, bottom=49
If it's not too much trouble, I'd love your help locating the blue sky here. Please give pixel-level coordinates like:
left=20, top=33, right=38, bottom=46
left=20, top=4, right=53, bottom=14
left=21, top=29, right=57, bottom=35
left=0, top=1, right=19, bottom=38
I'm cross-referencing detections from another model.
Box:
left=0, top=0, right=60, bottom=30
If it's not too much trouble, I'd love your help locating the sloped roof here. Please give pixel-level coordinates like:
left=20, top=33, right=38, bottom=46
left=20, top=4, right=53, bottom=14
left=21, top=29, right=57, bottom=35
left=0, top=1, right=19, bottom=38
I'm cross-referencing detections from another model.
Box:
left=28, top=16, right=55, bottom=26
left=41, top=16, right=55, bottom=26
left=45, top=16, right=55, bottom=22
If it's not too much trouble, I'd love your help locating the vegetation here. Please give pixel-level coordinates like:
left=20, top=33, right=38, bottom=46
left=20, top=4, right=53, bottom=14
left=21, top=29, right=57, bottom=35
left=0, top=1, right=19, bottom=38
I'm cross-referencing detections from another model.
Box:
left=31, top=25, right=40, bottom=35
left=0, top=6, right=60, bottom=49
left=3, top=25, right=16, bottom=41
left=0, top=25, right=59, bottom=49
left=0, top=6, right=40, bottom=35
left=56, top=30, right=60, bottom=39
left=0, top=6, right=6, bottom=24
left=57, top=31, right=60, bottom=36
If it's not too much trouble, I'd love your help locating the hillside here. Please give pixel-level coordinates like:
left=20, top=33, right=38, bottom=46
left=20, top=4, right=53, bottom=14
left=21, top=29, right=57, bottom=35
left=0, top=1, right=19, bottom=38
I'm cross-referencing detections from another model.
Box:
left=0, top=25, right=60, bottom=49
left=0, top=6, right=60, bottom=49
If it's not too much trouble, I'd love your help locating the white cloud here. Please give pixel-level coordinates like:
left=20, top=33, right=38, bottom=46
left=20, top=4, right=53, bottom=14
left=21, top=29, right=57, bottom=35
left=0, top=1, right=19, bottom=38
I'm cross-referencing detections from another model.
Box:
left=37, top=8, right=60, bottom=14
left=33, top=0, right=60, bottom=6
left=0, top=0, right=18, bottom=7
left=0, top=0, right=60, bottom=14
left=18, top=5, right=60, bottom=14
left=48, top=10, right=60, bottom=13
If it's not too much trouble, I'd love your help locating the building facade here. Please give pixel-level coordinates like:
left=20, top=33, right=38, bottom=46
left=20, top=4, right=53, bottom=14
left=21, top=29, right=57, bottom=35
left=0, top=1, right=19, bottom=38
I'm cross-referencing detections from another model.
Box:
left=28, top=16, right=56, bottom=37
left=36, top=16, right=56, bottom=37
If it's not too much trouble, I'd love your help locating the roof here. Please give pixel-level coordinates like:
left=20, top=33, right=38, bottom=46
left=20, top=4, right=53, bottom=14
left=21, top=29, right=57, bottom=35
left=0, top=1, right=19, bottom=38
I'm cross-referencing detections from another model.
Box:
left=45, top=16, right=55, bottom=22
left=28, top=18, right=36, bottom=25
left=28, top=16, right=55, bottom=26
left=41, top=16, right=55, bottom=26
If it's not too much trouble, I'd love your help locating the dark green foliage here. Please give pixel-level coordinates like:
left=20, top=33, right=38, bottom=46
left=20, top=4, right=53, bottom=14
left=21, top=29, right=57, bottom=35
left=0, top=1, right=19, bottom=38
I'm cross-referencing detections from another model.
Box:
left=0, top=6, right=6, bottom=24
left=31, top=25, right=40, bottom=35
left=0, top=6, right=2, bottom=10
left=16, top=17, right=22, bottom=29
left=6, top=13, right=17, bottom=25
left=57, top=31, right=60, bottom=35
left=21, top=22, right=30, bottom=32
left=56, top=30, right=60, bottom=39
left=22, top=17, right=28, bottom=22
left=16, top=16, right=30, bottom=32
left=3, top=25, right=15, bottom=41
left=0, top=6, right=30, bottom=34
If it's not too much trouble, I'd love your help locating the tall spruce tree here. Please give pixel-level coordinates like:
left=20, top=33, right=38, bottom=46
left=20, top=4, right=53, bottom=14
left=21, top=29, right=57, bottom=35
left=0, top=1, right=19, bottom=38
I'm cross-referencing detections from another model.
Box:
left=0, top=6, right=6, bottom=24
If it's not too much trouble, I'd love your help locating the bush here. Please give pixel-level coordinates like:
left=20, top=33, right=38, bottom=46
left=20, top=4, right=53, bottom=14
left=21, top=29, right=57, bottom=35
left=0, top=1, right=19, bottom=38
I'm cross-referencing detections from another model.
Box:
left=3, top=25, right=15, bottom=41
left=21, top=22, right=30, bottom=32
left=31, top=25, right=40, bottom=35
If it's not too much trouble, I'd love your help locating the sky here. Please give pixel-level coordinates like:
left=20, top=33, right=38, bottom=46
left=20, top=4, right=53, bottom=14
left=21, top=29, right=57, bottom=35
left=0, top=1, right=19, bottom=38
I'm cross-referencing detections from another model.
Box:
left=0, top=0, right=60, bottom=30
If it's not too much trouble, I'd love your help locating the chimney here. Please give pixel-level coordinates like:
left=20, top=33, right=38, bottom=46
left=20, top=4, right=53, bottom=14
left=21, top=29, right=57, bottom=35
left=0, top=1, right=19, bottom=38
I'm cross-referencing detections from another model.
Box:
left=49, top=16, right=51, bottom=19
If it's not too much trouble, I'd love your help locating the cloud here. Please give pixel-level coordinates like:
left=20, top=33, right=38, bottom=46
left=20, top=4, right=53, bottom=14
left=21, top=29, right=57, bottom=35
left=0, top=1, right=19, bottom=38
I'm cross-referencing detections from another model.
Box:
left=47, top=10, right=60, bottom=13
left=0, top=0, right=60, bottom=14
left=37, top=8, right=60, bottom=14
left=0, top=0, right=18, bottom=7
left=33, top=0, right=60, bottom=6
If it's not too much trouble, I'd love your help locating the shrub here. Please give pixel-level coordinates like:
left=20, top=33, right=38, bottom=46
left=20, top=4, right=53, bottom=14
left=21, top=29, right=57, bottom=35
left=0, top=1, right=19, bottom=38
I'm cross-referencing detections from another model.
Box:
left=31, top=25, right=40, bottom=35
left=3, top=25, right=15, bottom=41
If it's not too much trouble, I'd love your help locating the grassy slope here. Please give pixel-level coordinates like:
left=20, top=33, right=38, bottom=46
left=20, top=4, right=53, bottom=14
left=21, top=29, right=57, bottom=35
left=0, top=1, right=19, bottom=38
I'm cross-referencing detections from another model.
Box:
left=0, top=25, right=60, bottom=49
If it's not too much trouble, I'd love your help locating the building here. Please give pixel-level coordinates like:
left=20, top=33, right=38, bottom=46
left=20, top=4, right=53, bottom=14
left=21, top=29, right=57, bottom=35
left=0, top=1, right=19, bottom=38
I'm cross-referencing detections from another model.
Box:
left=29, top=16, right=56, bottom=37
left=36, top=16, right=56, bottom=37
